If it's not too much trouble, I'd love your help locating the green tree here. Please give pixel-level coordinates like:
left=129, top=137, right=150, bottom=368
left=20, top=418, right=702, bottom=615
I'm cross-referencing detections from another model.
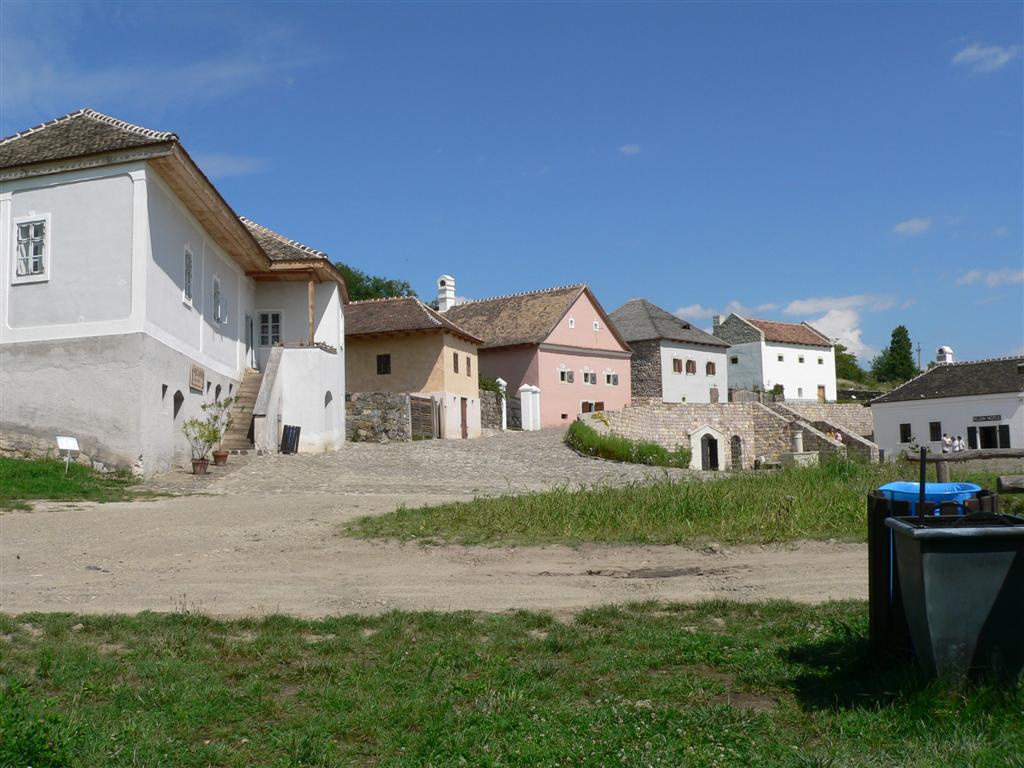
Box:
left=335, top=262, right=416, bottom=301
left=870, top=325, right=917, bottom=382
left=834, top=342, right=868, bottom=383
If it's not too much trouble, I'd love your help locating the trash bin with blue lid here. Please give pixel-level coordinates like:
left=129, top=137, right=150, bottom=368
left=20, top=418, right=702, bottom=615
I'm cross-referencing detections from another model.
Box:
left=878, top=481, right=981, bottom=516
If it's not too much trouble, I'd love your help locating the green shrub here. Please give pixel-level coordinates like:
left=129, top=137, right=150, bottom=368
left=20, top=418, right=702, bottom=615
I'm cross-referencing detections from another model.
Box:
left=478, top=376, right=502, bottom=395
left=565, top=419, right=691, bottom=468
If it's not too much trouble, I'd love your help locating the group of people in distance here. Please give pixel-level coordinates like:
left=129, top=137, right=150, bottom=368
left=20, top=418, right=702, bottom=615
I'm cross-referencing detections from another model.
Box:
left=825, top=429, right=843, bottom=443
left=942, top=433, right=966, bottom=453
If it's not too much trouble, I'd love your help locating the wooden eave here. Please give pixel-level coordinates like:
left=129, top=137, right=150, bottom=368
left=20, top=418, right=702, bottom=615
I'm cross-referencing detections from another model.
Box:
left=250, top=259, right=350, bottom=299
left=148, top=145, right=269, bottom=273
left=347, top=327, right=482, bottom=346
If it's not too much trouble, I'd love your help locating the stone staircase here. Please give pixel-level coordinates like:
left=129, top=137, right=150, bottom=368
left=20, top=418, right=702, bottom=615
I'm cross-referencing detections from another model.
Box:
left=222, top=369, right=262, bottom=453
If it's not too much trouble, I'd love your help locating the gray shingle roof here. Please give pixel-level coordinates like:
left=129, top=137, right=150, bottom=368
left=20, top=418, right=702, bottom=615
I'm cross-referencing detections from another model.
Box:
left=0, top=108, right=177, bottom=170
left=609, top=299, right=728, bottom=347
left=871, top=356, right=1024, bottom=404
left=240, top=218, right=327, bottom=262
left=346, top=297, right=482, bottom=343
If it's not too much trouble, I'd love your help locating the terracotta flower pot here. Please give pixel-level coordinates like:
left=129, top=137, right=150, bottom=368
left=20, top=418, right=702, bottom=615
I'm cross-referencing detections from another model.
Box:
left=212, top=450, right=228, bottom=466
left=191, top=458, right=209, bottom=475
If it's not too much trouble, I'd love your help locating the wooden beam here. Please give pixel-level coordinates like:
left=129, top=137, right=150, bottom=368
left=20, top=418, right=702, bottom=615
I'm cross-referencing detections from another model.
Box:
left=308, top=279, right=315, bottom=345
left=903, top=449, right=1024, bottom=463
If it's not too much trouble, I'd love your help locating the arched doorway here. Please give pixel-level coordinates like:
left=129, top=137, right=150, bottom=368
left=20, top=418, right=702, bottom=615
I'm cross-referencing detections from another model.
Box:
left=730, top=435, right=743, bottom=470
left=701, top=434, right=719, bottom=470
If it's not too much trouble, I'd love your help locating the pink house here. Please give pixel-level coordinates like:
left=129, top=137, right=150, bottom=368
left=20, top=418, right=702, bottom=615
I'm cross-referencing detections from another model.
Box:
left=440, top=278, right=632, bottom=427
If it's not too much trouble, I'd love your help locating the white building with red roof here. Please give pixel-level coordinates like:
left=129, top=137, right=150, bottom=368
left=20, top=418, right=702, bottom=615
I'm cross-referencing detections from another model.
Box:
left=712, top=313, right=837, bottom=402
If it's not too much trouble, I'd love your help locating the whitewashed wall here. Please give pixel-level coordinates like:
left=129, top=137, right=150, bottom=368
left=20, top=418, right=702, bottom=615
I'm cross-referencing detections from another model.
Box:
left=872, top=392, right=1024, bottom=459
left=724, top=340, right=763, bottom=392
left=659, top=341, right=728, bottom=403
left=762, top=342, right=836, bottom=401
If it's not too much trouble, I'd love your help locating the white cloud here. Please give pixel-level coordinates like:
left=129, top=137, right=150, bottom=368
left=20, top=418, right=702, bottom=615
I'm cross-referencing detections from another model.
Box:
left=619, top=144, right=642, bottom=156
left=952, top=43, right=1021, bottom=73
left=192, top=153, right=268, bottom=180
left=782, top=294, right=897, bottom=315
left=993, top=225, right=1009, bottom=237
left=807, top=308, right=876, bottom=360
left=893, top=218, right=932, bottom=236
left=674, top=304, right=716, bottom=320
left=955, top=268, right=1024, bottom=287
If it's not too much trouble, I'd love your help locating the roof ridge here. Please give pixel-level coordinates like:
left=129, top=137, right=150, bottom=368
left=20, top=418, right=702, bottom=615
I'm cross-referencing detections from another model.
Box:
left=348, top=296, right=416, bottom=305
left=413, top=297, right=444, bottom=328
left=944, top=354, right=1024, bottom=365
left=240, top=217, right=328, bottom=259
left=455, top=283, right=585, bottom=306
left=0, top=107, right=177, bottom=147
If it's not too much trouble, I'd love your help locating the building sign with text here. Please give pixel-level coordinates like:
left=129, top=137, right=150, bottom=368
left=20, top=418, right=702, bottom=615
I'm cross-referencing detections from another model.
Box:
left=972, top=415, right=1002, bottom=423
left=189, top=364, right=206, bottom=392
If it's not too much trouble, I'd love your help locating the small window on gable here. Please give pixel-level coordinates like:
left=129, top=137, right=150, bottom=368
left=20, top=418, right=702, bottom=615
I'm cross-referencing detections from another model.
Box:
left=685, top=359, right=696, bottom=375
left=672, top=358, right=683, bottom=374
left=777, top=354, right=784, bottom=362
left=706, top=361, right=716, bottom=376
left=183, top=248, right=194, bottom=304
left=593, top=320, right=600, bottom=331
left=377, top=354, right=391, bottom=375
left=14, top=217, right=49, bottom=283
left=453, top=352, right=459, bottom=374
left=568, top=317, right=575, bottom=329
left=730, top=356, right=738, bottom=364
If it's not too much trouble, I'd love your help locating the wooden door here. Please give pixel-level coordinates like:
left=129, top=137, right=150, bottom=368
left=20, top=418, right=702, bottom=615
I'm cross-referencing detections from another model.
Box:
left=460, top=397, right=468, bottom=439
left=817, top=386, right=826, bottom=402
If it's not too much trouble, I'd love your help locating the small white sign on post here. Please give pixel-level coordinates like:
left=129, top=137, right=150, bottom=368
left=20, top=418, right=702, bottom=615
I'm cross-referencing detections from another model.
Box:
left=56, top=435, right=80, bottom=474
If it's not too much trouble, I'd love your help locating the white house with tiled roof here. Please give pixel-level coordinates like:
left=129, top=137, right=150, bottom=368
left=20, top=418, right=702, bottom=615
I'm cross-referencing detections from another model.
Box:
left=871, top=350, right=1024, bottom=459
left=0, top=108, right=348, bottom=473
left=712, top=313, right=836, bottom=402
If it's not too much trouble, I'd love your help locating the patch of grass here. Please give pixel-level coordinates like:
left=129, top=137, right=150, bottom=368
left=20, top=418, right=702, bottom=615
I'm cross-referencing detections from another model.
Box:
left=0, top=457, right=153, bottom=510
left=346, top=458, right=1023, bottom=546
left=0, top=603, right=1019, bottom=766
left=566, top=419, right=691, bottom=468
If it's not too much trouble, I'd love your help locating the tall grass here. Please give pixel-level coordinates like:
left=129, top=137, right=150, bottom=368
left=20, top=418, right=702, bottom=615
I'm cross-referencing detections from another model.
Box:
left=347, top=458, right=1020, bottom=546
left=565, top=419, right=691, bottom=468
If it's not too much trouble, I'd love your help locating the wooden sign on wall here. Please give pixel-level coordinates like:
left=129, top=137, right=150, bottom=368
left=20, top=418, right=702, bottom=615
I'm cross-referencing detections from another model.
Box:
left=189, top=364, right=206, bottom=392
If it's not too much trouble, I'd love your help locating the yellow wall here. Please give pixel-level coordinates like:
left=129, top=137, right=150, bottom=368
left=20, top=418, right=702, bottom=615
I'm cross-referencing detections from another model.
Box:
left=345, top=332, right=479, bottom=398
left=346, top=333, right=445, bottom=393
left=440, top=333, right=480, bottom=398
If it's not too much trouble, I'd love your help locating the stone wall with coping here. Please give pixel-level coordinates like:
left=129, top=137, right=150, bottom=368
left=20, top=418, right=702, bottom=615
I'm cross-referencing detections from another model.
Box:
left=345, top=392, right=411, bottom=443
left=769, top=402, right=874, bottom=437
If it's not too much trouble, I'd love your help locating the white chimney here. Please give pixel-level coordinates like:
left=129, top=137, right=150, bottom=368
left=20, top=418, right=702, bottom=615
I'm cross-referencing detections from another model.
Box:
left=437, top=275, right=456, bottom=312
left=712, top=315, right=725, bottom=332
left=936, top=346, right=954, bottom=364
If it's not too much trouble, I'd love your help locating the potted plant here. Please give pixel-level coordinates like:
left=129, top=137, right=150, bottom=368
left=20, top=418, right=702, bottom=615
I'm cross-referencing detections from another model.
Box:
left=183, top=417, right=219, bottom=474
left=203, top=396, right=235, bottom=466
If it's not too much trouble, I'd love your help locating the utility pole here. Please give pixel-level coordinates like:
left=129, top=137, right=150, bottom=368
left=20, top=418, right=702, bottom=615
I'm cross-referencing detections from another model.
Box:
left=916, top=342, right=922, bottom=372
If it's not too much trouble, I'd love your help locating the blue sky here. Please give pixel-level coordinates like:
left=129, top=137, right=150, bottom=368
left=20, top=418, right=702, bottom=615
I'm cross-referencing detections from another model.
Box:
left=2, top=1, right=1021, bottom=364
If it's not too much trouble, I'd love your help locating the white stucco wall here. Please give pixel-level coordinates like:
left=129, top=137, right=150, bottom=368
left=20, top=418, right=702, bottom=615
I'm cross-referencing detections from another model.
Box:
left=253, top=281, right=343, bottom=370
left=432, top=392, right=482, bottom=439
left=660, top=341, right=728, bottom=403
left=277, top=347, right=345, bottom=451
left=872, top=392, right=1024, bottom=459
left=724, top=340, right=763, bottom=392
left=1, top=163, right=148, bottom=344
left=761, top=342, right=836, bottom=401
left=145, top=170, right=255, bottom=379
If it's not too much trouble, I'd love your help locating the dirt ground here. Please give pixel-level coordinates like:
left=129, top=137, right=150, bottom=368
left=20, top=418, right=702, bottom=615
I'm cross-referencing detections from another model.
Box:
left=0, top=430, right=866, bottom=617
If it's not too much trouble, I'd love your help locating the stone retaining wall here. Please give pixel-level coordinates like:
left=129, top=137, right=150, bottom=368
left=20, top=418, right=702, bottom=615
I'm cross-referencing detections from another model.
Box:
left=345, top=392, right=411, bottom=443
left=770, top=402, right=874, bottom=437
left=480, top=390, right=502, bottom=429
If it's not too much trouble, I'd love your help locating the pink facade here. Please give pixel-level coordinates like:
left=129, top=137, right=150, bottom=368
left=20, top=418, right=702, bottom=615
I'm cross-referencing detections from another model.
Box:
left=476, top=292, right=632, bottom=427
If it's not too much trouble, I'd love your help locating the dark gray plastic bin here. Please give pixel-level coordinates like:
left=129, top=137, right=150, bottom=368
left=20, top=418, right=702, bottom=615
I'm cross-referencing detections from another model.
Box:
left=886, top=514, right=1024, bottom=680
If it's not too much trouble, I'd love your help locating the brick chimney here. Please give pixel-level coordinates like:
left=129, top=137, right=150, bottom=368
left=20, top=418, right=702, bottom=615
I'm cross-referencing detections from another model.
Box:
left=437, top=275, right=456, bottom=312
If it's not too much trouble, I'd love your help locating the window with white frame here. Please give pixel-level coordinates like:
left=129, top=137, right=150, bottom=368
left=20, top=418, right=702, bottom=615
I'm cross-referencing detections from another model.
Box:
left=672, top=358, right=683, bottom=374
left=568, top=317, right=575, bottom=329
left=212, top=277, right=225, bottom=324
left=605, top=371, right=619, bottom=386
left=13, top=216, right=49, bottom=283
left=593, top=319, right=600, bottom=331
left=685, top=359, right=697, bottom=375
left=183, top=248, right=194, bottom=304
left=258, top=311, right=281, bottom=346
left=582, top=370, right=597, bottom=385
left=559, top=368, right=574, bottom=383
left=706, top=361, right=716, bottom=376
